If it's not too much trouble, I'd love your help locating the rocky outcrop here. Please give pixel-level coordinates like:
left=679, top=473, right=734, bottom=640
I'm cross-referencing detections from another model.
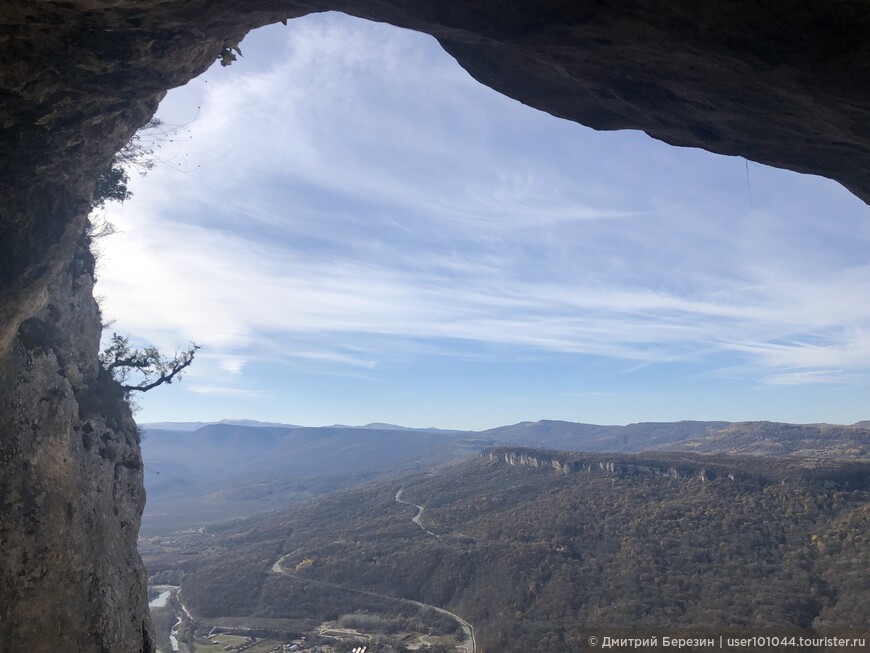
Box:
left=483, top=447, right=870, bottom=490
left=0, top=2, right=868, bottom=651
left=484, top=447, right=738, bottom=482
left=0, top=235, right=153, bottom=652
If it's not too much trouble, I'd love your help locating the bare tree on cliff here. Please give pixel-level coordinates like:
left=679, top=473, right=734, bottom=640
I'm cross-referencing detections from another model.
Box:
left=100, top=333, right=200, bottom=394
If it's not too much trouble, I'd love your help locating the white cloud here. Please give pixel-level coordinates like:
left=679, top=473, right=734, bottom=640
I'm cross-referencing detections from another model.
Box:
left=188, top=385, right=266, bottom=397
left=98, top=11, right=870, bottom=399
left=219, top=357, right=246, bottom=374
left=761, top=371, right=848, bottom=386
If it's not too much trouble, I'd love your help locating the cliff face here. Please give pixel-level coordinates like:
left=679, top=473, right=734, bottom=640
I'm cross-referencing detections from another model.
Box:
left=0, top=2, right=868, bottom=652
left=485, top=447, right=744, bottom=482
left=0, top=235, right=152, bottom=652
left=483, top=447, right=870, bottom=490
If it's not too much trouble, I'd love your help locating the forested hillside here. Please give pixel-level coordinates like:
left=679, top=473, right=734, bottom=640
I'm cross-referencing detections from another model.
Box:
left=161, top=449, right=870, bottom=653
left=659, top=421, right=870, bottom=458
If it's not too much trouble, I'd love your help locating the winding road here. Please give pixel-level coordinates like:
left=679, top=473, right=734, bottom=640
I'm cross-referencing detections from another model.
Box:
left=271, top=550, right=476, bottom=653
left=395, top=489, right=438, bottom=538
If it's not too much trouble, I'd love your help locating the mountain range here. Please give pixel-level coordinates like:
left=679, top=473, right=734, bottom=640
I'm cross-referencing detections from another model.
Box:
left=139, top=418, right=870, bottom=535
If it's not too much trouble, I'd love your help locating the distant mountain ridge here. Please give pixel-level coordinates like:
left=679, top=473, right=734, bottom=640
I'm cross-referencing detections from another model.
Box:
left=480, top=419, right=870, bottom=458
left=141, top=419, right=462, bottom=433
left=141, top=418, right=301, bottom=431
left=138, top=417, right=869, bottom=535
left=481, top=419, right=732, bottom=451
left=659, top=420, right=870, bottom=458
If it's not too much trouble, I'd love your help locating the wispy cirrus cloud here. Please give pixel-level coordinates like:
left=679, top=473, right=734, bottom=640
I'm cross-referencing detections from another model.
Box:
left=96, top=12, right=870, bottom=425
left=100, top=204, right=870, bottom=377
left=761, top=371, right=849, bottom=386
left=188, top=385, right=268, bottom=397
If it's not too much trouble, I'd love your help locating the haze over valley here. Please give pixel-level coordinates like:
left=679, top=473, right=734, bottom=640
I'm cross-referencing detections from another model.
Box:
left=140, top=418, right=870, bottom=535
left=141, top=417, right=870, bottom=652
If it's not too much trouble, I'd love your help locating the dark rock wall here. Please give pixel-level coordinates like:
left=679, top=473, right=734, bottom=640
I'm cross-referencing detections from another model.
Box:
left=0, top=235, right=152, bottom=652
left=0, top=2, right=867, bottom=651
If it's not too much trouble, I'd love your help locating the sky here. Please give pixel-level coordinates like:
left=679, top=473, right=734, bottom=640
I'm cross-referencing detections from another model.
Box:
left=95, top=12, right=870, bottom=430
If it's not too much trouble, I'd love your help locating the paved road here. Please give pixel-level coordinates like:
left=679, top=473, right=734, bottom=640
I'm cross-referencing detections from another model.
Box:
left=405, top=597, right=476, bottom=653
left=395, top=489, right=438, bottom=537
left=271, top=554, right=476, bottom=653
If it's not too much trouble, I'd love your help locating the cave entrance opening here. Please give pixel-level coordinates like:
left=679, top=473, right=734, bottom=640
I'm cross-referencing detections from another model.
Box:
left=95, top=11, right=870, bottom=433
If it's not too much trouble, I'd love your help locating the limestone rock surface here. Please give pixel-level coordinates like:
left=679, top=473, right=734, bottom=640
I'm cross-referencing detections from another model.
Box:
left=0, top=237, right=152, bottom=652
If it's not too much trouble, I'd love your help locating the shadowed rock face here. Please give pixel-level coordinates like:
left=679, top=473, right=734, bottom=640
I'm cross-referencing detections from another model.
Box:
left=0, top=236, right=153, bottom=652
left=0, top=2, right=867, bottom=651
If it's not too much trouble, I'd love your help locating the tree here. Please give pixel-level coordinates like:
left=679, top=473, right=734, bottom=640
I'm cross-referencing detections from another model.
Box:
left=114, top=118, right=163, bottom=173
left=91, top=164, right=132, bottom=209
left=100, top=333, right=200, bottom=393
left=91, top=118, right=181, bottom=209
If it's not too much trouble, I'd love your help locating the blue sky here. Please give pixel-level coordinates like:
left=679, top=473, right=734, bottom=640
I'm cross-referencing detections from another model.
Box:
left=95, top=12, right=870, bottom=430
